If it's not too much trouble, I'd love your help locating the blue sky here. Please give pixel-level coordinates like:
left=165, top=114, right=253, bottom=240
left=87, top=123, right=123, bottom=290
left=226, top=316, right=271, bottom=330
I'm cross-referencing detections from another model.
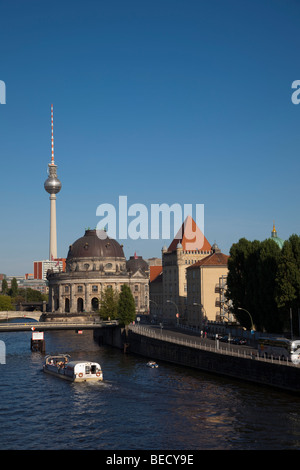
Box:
left=0, top=0, right=300, bottom=275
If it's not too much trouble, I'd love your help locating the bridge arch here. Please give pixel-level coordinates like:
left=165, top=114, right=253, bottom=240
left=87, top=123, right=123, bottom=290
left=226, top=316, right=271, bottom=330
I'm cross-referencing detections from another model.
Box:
left=0, top=311, right=42, bottom=322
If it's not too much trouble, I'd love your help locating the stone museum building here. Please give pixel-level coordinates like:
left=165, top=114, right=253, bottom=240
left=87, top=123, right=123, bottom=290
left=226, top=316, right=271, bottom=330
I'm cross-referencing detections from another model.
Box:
left=47, top=229, right=149, bottom=317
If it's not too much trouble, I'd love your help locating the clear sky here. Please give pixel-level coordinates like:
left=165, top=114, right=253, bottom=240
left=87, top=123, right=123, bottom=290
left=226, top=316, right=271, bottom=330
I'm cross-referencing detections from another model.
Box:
left=0, top=0, right=300, bottom=276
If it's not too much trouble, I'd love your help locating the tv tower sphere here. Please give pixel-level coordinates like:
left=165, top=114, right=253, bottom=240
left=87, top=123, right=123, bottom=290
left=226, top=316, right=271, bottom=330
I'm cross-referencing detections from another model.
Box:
left=44, top=164, right=62, bottom=194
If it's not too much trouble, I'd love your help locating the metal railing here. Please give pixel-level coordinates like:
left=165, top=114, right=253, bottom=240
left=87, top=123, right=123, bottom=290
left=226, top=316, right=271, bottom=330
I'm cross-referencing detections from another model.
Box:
left=130, top=325, right=300, bottom=368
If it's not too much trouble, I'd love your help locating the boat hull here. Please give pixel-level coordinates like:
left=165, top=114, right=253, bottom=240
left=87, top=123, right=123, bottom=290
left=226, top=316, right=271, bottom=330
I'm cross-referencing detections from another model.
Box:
left=43, top=360, right=103, bottom=382
left=43, top=366, right=103, bottom=382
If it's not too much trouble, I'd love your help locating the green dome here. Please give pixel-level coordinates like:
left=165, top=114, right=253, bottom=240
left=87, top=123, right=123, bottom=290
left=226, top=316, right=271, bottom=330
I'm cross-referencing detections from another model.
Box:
left=270, top=223, right=284, bottom=249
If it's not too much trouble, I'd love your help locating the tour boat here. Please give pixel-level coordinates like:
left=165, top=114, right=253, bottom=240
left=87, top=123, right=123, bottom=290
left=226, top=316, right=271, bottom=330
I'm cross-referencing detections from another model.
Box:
left=43, top=354, right=103, bottom=382
left=147, top=361, right=158, bottom=368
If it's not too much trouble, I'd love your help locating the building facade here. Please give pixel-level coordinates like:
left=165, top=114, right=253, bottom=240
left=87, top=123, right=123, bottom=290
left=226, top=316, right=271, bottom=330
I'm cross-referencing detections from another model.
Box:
left=186, top=244, right=229, bottom=328
left=34, top=259, right=66, bottom=280
left=149, top=216, right=231, bottom=327
left=149, top=216, right=213, bottom=325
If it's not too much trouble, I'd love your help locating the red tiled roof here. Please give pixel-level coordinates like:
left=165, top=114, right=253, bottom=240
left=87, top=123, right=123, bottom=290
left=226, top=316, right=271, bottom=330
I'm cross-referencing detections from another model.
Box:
left=150, top=265, right=163, bottom=282
left=168, top=215, right=211, bottom=252
left=150, top=271, right=163, bottom=283
left=187, top=252, right=229, bottom=269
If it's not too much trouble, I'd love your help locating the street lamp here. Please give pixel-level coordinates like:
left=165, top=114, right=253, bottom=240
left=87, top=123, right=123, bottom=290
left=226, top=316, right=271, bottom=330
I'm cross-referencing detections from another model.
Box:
left=193, top=302, right=204, bottom=331
left=166, top=299, right=179, bottom=326
left=237, top=307, right=255, bottom=331
left=149, top=299, right=159, bottom=322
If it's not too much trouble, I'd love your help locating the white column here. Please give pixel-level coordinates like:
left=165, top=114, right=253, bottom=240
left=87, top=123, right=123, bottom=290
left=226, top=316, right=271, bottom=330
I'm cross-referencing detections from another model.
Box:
left=49, top=194, right=57, bottom=260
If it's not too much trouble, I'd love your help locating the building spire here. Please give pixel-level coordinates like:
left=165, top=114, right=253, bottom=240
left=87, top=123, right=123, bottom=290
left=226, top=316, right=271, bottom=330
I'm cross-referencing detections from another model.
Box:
left=272, top=221, right=277, bottom=238
left=51, top=104, right=54, bottom=164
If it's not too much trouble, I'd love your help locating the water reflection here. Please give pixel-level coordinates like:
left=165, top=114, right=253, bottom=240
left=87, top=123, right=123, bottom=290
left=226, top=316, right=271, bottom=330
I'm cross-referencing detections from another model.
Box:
left=1, top=329, right=300, bottom=449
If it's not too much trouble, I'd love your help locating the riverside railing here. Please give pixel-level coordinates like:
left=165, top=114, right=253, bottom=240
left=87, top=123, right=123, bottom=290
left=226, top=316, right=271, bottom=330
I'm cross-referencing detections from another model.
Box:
left=130, top=324, right=300, bottom=368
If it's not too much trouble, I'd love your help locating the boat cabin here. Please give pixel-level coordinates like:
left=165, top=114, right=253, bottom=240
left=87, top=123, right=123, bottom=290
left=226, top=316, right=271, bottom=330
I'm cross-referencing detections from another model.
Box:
left=64, top=361, right=103, bottom=380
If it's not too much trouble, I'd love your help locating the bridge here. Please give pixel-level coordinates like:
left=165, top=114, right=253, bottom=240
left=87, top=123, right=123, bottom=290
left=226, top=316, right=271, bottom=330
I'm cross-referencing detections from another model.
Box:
left=0, top=311, right=119, bottom=332
left=0, top=311, right=42, bottom=322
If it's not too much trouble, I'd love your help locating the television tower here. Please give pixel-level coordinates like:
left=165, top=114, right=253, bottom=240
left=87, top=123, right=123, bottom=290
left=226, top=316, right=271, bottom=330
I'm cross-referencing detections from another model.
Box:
left=44, top=104, right=62, bottom=260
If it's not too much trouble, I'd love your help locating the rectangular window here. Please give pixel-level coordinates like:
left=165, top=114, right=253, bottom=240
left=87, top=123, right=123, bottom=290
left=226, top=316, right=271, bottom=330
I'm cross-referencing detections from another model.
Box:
left=92, top=285, right=98, bottom=292
left=78, top=285, right=83, bottom=293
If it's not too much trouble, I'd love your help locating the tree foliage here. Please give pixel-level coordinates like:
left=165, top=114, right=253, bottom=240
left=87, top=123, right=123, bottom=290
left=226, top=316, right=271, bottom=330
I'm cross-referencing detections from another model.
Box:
left=99, top=286, right=119, bottom=320
left=227, top=235, right=300, bottom=334
left=275, top=234, right=300, bottom=332
left=0, top=295, right=13, bottom=311
left=9, top=277, right=18, bottom=297
left=16, top=288, right=47, bottom=303
left=117, top=284, right=136, bottom=326
left=1, top=279, right=8, bottom=295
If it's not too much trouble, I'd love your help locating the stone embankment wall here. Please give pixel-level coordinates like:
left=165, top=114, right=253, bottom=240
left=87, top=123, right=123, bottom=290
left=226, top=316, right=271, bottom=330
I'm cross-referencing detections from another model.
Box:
left=94, top=326, right=300, bottom=394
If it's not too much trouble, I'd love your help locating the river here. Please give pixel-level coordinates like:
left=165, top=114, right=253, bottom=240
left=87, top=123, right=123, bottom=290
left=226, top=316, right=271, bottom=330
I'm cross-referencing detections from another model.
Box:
left=1, top=326, right=300, bottom=451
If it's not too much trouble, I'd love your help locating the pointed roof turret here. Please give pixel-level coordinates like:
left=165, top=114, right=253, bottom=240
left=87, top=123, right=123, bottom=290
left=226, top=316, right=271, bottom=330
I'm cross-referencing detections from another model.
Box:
left=168, top=215, right=211, bottom=252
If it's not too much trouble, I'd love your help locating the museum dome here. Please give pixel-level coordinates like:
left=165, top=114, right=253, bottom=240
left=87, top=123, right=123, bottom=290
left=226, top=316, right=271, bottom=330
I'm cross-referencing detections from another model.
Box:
left=126, top=253, right=149, bottom=274
left=67, top=229, right=125, bottom=260
left=270, top=223, right=285, bottom=249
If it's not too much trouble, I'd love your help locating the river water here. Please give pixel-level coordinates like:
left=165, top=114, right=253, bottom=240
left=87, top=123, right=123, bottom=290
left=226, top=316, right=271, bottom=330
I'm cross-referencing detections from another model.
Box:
left=1, top=326, right=300, bottom=451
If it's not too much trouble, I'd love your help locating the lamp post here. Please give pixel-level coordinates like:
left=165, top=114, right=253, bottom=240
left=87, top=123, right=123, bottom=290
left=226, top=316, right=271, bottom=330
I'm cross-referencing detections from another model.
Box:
left=166, top=300, right=179, bottom=326
left=149, top=299, right=159, bottom=322
left=237, top=307, right=255, bottom=345
left=237, top=307, right=254, bottom=331
left=193, top=302, right=204, bottom=331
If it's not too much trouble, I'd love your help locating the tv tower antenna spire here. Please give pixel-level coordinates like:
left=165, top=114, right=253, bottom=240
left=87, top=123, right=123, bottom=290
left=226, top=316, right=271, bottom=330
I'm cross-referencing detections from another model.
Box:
left=44, top=104, right=62, bottom=260
left=51, top=103, right=54, bottom=164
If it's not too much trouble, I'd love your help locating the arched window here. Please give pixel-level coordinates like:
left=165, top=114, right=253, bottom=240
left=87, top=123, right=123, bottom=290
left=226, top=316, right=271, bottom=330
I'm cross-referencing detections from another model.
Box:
left=65, top=298, right=70, bottom=313
left=91, top=297, right=99, bottom=312
left=77, top=298, right=84, bottom=313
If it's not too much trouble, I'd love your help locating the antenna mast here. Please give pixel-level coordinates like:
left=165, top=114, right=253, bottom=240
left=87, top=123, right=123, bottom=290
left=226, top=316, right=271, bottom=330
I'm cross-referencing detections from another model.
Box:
left=51, top=104, right=54, bottom=164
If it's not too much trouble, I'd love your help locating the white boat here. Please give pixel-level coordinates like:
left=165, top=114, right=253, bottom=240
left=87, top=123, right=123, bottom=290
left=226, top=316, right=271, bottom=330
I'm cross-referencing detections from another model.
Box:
left=147, top=361, right=158, bottom=368
left=43, top=354, right=103, bottom=382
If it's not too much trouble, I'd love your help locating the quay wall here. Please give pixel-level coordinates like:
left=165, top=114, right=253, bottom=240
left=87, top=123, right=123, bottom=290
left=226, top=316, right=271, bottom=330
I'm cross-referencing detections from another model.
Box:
left=94, top=327, right=300, bottom=394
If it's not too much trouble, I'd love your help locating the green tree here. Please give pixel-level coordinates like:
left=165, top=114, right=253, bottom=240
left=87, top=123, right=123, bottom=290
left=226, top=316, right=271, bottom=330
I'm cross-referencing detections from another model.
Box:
left=1, top=279, right=8, bottom=295
left=227, top=237, right=282, bottom=332
left=0, top=295, right=13, bottom=311
left=99, top=286, right=119, bottom=320
left=117, top=284, right=136, bottom=326
left=275, top=234, right=300, bottom=333
left=17, top=288, right=47, bottom=303
left=9, top=278, right=18, bottom=297
left=227, top=238, right=260, bottom=328
left=256, top=239, right=281, bottom=332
